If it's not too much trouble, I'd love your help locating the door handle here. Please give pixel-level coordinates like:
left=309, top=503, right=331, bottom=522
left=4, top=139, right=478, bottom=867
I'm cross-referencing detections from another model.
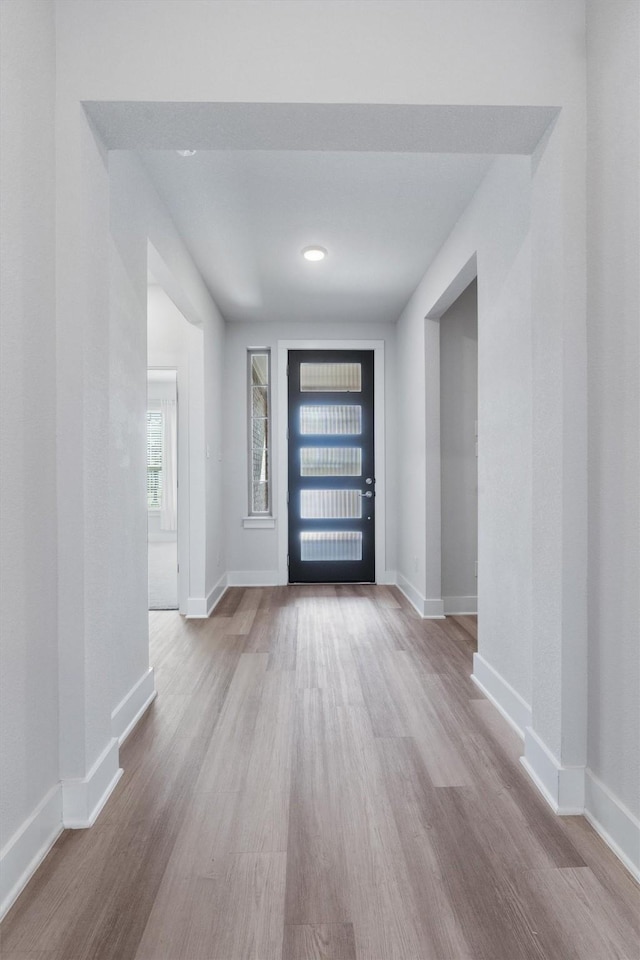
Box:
left=360, top=490, right=373, bottom=498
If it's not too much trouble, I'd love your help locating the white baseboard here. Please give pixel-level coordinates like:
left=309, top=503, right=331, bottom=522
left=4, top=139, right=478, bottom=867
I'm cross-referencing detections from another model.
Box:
left=471, top=652, right=531, bottom=738
left=395, top=574, right=424, bottom=615
left=0, top=784, right=63, bottom=921
left=423, top=598, right=445, bottom=617
left=111, top=668, right=157, bottom=745
left=521, top=726, right=585, bottom=815
left=443, top=595, right=477, bottom=615
left=227, top=570, right=280, bottom=587
left=61, top=737, right=123, bottom=829
left=207, top=574, right=228, bottom=614
left=185, top=595, right=209, bottom=617
left=186, top=575, right=229, bottom=618
left=471, top=657, right=637, bottom=880
left=396, top=573, right=445, bottom=618
left=584, top=769, right=640, bottom=882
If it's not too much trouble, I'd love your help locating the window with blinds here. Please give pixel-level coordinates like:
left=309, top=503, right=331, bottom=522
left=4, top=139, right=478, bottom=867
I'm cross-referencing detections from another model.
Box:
left=147, top=411, right=163, bottom=509
left=248, top=350, right=271, bottom=515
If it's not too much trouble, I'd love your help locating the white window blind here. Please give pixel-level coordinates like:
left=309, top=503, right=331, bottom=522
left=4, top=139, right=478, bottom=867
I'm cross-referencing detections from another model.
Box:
left=248, top=350, right=271, bottom=515
left=147, top=411, right=163, bottom=509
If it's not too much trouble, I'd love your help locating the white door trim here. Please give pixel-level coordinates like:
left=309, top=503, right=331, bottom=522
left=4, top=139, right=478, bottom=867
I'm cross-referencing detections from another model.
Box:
left=277, top=339, right=386, bottom=585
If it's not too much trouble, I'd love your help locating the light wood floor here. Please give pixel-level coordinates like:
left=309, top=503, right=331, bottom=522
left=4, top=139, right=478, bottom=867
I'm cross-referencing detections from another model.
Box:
left=2, top=586, right=638, bottom=959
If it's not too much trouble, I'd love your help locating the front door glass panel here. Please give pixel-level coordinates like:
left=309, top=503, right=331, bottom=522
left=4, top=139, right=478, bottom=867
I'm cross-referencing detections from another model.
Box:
left=300, top=489, right=362, bottom=519
left=300, top=531, right=363, bottom=562
left=300, top=362, right=362, bottom=393
left=299, top=405, right=362, bottom=436
left=300, top=447, right=362, bottom=477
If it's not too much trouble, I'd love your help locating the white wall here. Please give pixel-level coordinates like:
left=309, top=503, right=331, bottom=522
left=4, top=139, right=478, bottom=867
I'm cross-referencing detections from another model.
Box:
left=440, top=280, right=478, bottom=610
left=54, top=0, right=585, bottom=106
left=0, top=0, right=60, bottom=916
left=224, top=321, right=397, bottom=582
left=585, top=0, right=640, bottom=863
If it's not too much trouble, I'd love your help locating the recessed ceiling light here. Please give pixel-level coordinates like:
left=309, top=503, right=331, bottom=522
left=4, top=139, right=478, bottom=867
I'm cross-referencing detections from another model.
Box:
left=302, top=246, right=327, bottom=262
left=176, top=150, right=197, bottom=157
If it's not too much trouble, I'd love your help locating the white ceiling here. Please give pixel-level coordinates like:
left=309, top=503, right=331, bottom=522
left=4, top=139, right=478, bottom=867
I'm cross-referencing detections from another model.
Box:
left=140, top=148, right=493, bottom=325
left=85, top=101, right=555, bottom=327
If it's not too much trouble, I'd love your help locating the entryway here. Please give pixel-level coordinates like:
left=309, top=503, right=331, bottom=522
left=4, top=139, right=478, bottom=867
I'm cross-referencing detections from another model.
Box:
left=287, top=350, right=375, bottom=583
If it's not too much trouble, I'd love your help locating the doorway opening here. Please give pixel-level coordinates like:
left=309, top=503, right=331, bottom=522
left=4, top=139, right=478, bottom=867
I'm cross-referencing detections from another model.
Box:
left=439, top=278, right=478, bottom=617
left=147, top=368, right=178, bottom=610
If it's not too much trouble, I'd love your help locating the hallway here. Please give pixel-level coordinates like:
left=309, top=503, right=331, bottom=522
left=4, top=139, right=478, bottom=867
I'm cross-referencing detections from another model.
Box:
left=1, top=587, right=637, bottom=959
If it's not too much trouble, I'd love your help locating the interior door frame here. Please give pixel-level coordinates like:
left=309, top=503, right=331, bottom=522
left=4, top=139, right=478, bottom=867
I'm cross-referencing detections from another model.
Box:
left=277, top=339, right=387, bottom=585
left=147, top=365, right=185, bottom=612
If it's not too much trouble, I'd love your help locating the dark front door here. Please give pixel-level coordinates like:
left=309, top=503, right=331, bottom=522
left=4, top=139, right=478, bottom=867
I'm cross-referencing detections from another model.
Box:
left=288, top=349, right=375, bottom=583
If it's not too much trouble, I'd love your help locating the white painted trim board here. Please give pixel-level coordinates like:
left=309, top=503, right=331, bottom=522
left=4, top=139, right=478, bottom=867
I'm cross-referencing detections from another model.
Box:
left=0, top=784, right=63, bottom=921
left=443, top=595, right=477, bottom=614
left=584, top=769, right=640, bottom=883
left=471, top=652, right=532, bottom=738
left=61, top=737, right=123, bottom=829
left=521, top=726, right=585, bottom=815
left=471, top=655, right=639, bottom=882
left=111, top=668, right=157, bottom=745
left=186, top=574, right=229, bottom=618
left=396, top=572, right=445, bottom=618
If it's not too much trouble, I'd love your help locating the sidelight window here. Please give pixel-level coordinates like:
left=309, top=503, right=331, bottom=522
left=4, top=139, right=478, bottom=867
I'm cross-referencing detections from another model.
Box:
left=248, top=349, right=271, bottom=515
left=147, top=410, right=163, bottom=509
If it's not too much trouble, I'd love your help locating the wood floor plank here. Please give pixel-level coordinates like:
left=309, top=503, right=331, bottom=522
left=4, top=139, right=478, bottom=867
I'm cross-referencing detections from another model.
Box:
left=335, top=704, right=444, bottom=960
left=293, top=584, right=338, bottom=600
left=346, top=596, right=405, bottom=652
left=0, top=953, right=50, bottom=959
left=375, top=737, right=476, bottom=959
left=284, top=688, right=352, bottom=926
left=242, top=608, right=273, bottom=653
left=377, top=738, right=554, bottom=960
left=371, top=584, right=402, bottom=608
left=212, top=587, right=245, bottom=616
left=1, top=636, right=248, bottom=959
left=351, top=641, right=410, bottom=736
left=135, top=852, right=287, bottom=960
left=455, top=699, right=588, bottom=869
left=447, top=614, right=478, bottom=645
left=2, top=588, right=638, bottom=960
left=194, top=652, right=269, bottom=794
left=266, top=604, right=298, bottom=673
left=399, top=614, right=472, bottom=676
left=282, top=922, right=357, bottom=960
left=505, top=866, right=640, bottom=960
left=295, top=600, right=363, bottom=705
left=559, top=815, right=640, bottom=926
left=390, top=652, right=471, bottom=787
left=169, top=670, right=296, bottom=868
left=226, top=587, right=265, bottom=635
